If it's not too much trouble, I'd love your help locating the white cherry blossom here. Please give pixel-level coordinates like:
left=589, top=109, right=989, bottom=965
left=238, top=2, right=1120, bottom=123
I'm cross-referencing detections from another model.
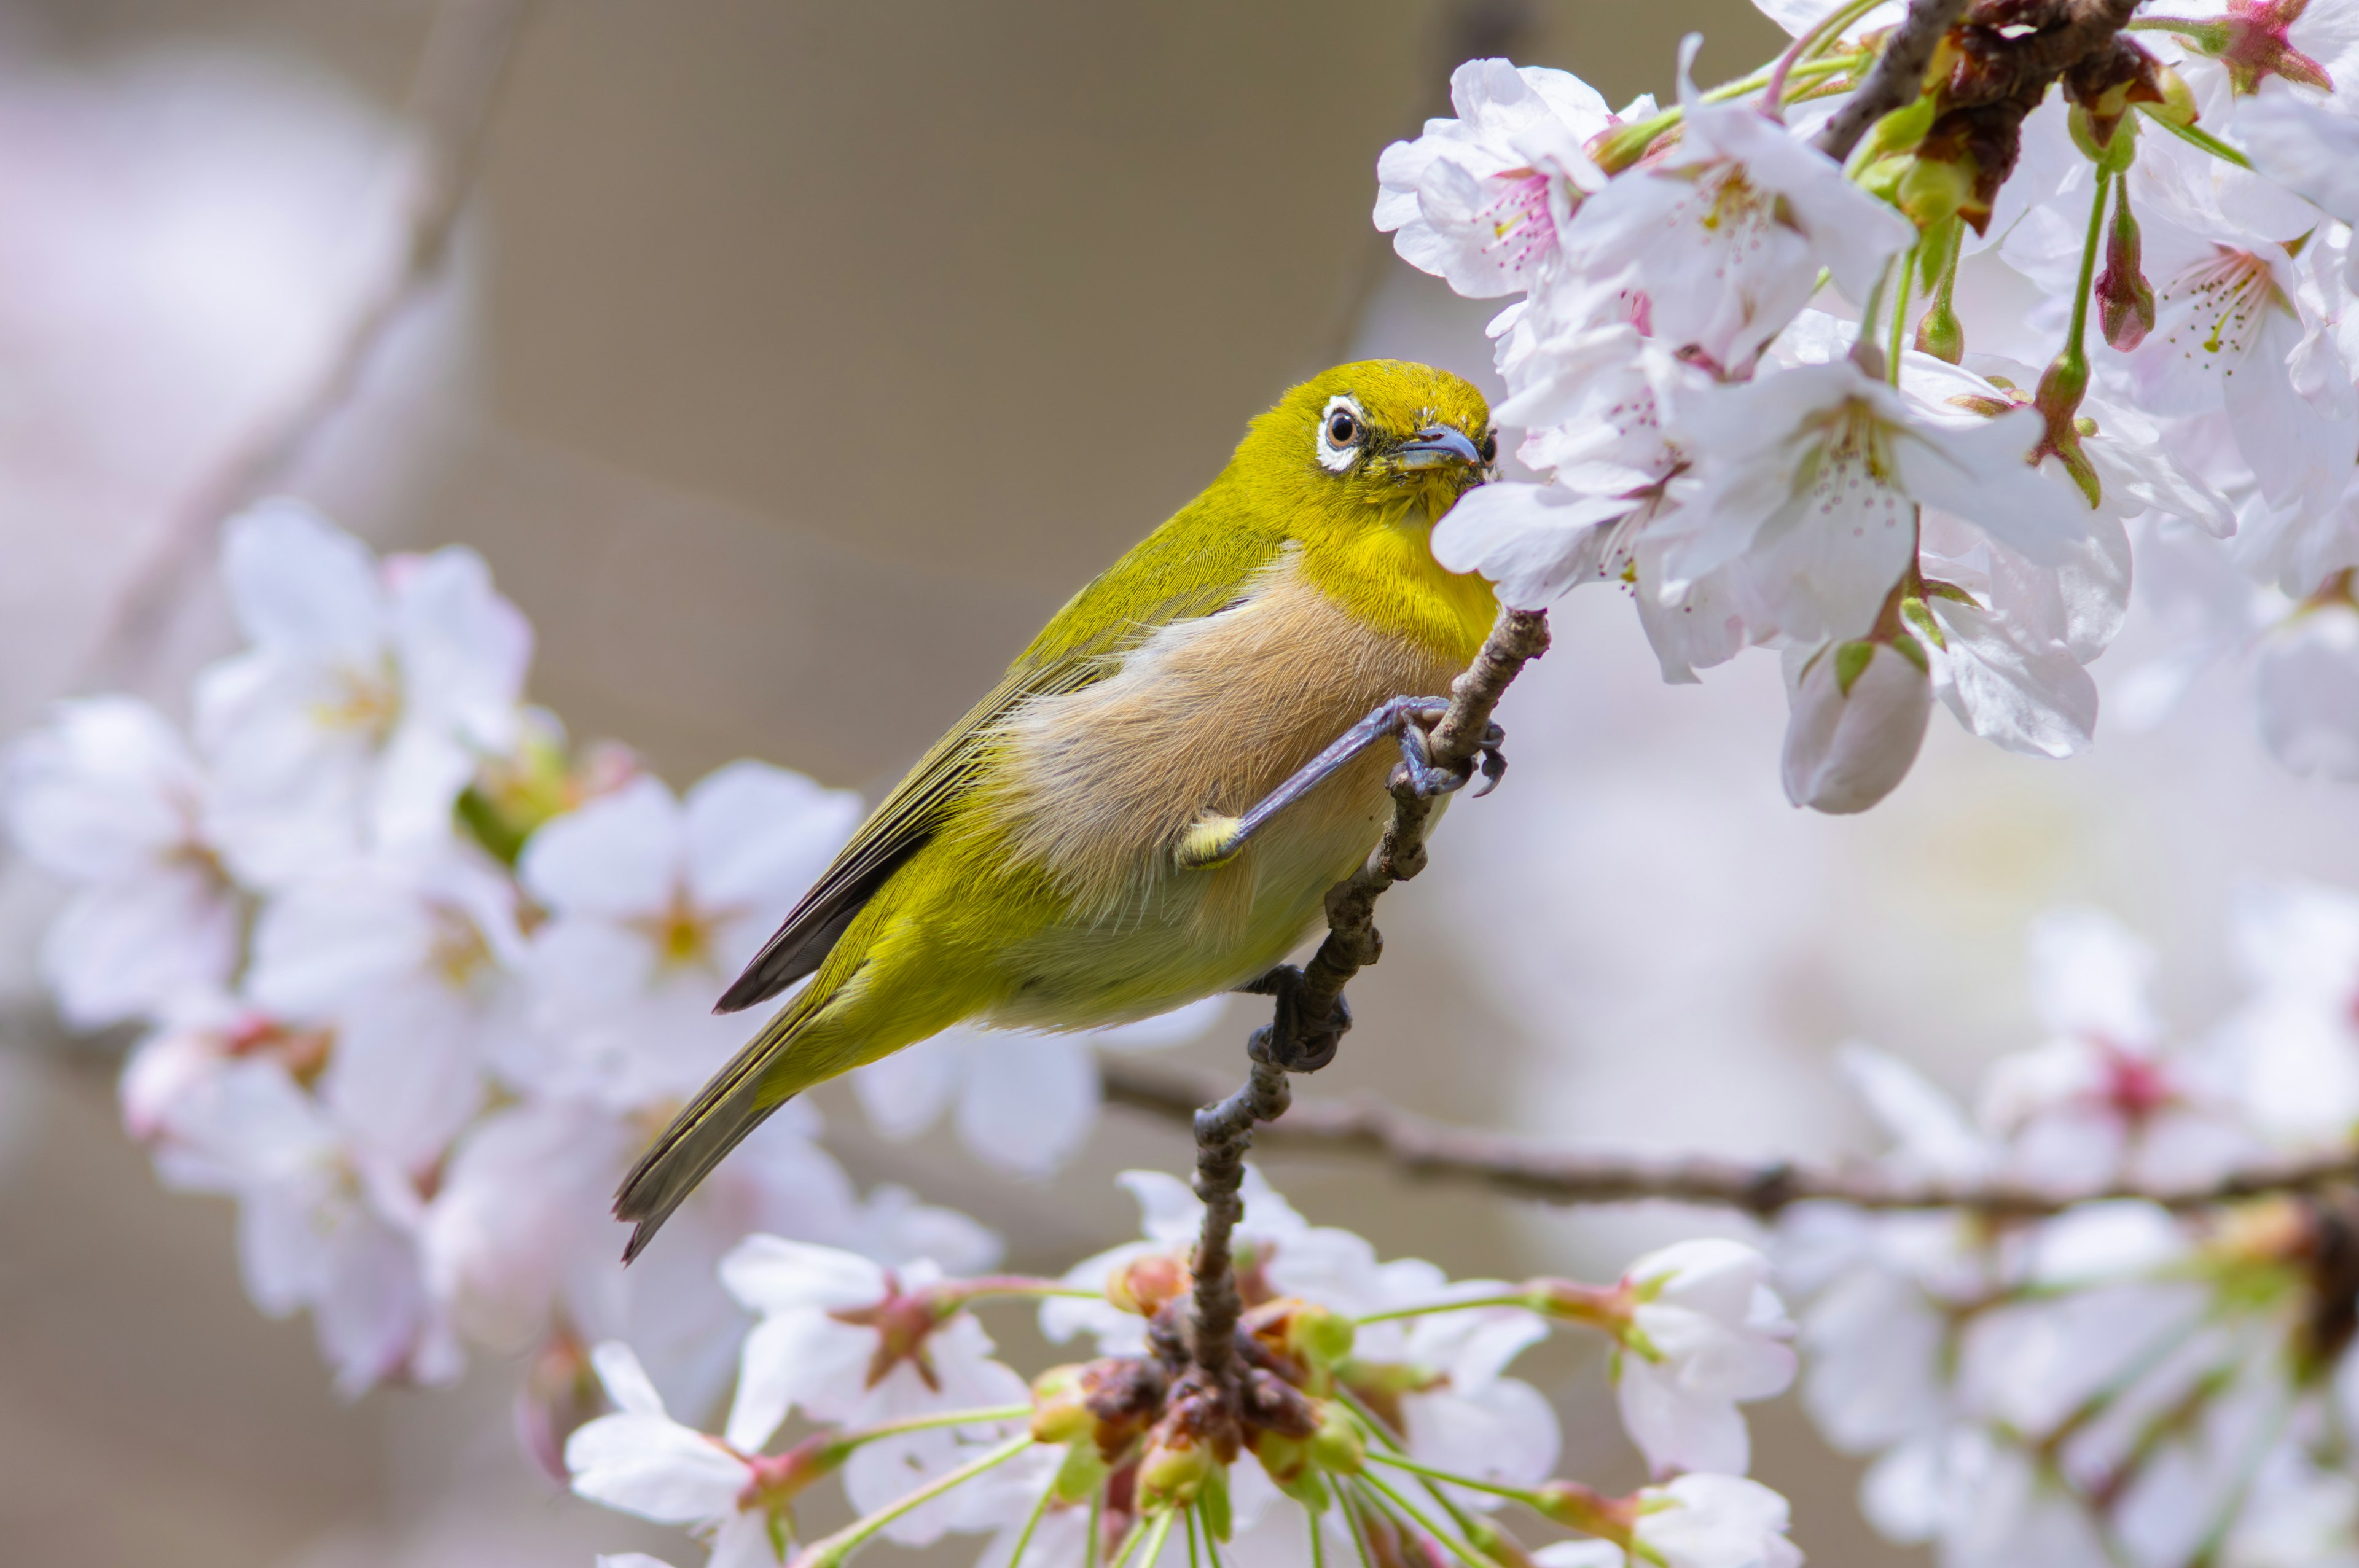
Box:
left=246, top=844, right=523, bottom=1172
left=1667, top=358, right=2090, bottom=644
left=1614, top=1239, right=1798, bottom=1478
left=1535, top=1474, right=1802, bottom=1568
left=719, top=1236, right=1028, bottom=1542
left=566, top=1341, right=794, bottom=1568
left=195, top=501, right=532, bottom=883
left=513, top=763, right=860, bottom=1110
left=1374, top=59, right=1618, bottom=297
left=1559, top=49, right=1913, bottom=378
left=143, top=1053, right=460, bottom=1395
left=4, top=696, right=237, bottom=1026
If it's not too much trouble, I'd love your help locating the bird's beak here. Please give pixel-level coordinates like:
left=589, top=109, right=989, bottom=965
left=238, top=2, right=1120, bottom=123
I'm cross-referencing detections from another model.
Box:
left=1393, top=426, right=1484, bottom=469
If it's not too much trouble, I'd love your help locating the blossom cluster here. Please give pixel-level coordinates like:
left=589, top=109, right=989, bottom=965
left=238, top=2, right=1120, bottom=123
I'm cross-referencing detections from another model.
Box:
left=1384, top=0, right=2359, bottom=807
left=1781, top=891, right=2359, bottom=1567
left=0, top=503, right=1215, bottom=1416
left=566, top=1167, right=1802, bottom=1568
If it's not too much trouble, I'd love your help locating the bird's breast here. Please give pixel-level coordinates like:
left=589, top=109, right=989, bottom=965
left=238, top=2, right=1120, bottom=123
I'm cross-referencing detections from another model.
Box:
left=977, top=549, right=1464, bottom=931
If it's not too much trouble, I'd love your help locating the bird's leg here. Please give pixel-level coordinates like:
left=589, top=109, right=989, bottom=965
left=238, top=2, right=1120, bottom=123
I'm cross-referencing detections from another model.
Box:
left=1172, top=696, right=1508, bottom=871
left=1237, top=964, right=1351, bottom=1072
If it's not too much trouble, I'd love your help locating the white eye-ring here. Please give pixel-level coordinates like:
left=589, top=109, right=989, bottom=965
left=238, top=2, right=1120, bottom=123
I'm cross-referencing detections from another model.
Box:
left=1316, top=394, right=1366, bottom=473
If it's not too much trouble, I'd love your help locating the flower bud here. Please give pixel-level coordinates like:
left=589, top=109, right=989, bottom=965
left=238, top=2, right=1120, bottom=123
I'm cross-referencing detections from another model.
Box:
left=2150, top=63, right=2199, bottom=125
left=2032, top=352, right=2102, bottom=507
left=1030, top=1357, right=1165, bottom=1461
left=1284, top=1303, right=1356, bottom=1370
left=1781, top=637, right=1933, bottom=815
left=2096, top=191, right=2156, bottom=352
left=1107, top=1252, right=1191, bottom=1317
left=1308, top=1401, right=1365, bottom=1475
left=1533, top=1481, right=1640, bottom=1543
left=1895, top=153, right=1974, bottom=230
left=1136, top=1429, right=1215, bottom=1510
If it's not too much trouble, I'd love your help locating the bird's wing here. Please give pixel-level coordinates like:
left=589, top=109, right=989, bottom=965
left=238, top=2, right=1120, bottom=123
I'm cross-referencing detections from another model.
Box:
left=713, top=515, right=1283, bottom=1013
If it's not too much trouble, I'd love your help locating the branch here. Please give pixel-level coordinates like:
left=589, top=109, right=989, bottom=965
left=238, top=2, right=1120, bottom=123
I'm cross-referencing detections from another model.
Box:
left=84, top=0, right=535, bottom=688
left=1119, top=1057, right=2359, bottom=1219
left=1815, top=0, right=1973, bottom=161
left=1189, top=607, right=1550, bottom=1392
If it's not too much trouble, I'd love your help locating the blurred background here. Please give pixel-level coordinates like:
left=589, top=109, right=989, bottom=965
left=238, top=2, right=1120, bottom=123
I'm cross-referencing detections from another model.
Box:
left=3, top=2, right=2356, bottom=1564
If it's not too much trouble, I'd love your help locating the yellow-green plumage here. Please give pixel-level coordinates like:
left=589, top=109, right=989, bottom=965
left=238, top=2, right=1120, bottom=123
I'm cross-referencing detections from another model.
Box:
left=616, top=361, right=1498, bottom=1257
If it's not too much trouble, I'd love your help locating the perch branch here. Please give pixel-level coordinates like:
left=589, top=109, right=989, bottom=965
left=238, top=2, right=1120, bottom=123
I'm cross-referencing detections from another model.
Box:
left=1189, top=607, right=1550, bottom=1393
left=85, top=0, right=535, bottom=687
left=1815, top=0, right=1973, bottom=160
left=1119, top=1057, right=2359, bottom=1220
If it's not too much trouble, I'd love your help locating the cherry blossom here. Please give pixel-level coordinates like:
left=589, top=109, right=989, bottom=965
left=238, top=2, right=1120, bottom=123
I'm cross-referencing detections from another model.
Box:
left=3, top=696, right=237, bottom=1026
left=511, top=763, right=860, bottom=1109
left=245, top=844, right=523, bottom=1172
left=1534, top=1474, right=1802, bottom=1568
left=1558, top=49, right=1913, bottom=378
left=195, top=501, right=532, bottom=883
left=567, top=1341, right=800, bottom=1568
left=1374, top=59, right=1620, bottom=298
left=1611, top=1239, right=1798, bottom=1478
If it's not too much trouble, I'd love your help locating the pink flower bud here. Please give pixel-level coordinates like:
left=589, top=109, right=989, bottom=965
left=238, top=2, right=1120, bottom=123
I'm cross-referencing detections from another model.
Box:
left=2097, top=191, right=2157, bottom=351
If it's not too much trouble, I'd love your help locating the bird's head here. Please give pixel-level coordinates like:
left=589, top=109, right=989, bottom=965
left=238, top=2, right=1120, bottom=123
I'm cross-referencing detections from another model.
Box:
left=1240, top=360, right=1497, bottom=525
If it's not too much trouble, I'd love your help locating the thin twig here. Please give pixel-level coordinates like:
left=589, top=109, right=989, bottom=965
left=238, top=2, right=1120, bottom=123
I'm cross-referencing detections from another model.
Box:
left=1815, top=0, right=1973, bottom=161
left=84, top=0, right=534, bottom=688
left=1121, top=1057, right=2359, bottom=1219
left=1188, top=607, right=1550, bottom=1395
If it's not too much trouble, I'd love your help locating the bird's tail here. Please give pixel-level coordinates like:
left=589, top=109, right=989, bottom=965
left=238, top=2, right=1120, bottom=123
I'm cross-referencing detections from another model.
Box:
left=614, top=977, right=836, bottom=1262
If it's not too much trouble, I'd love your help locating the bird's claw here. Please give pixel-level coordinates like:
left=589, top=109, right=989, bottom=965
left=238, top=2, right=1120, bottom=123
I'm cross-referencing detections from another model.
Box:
left=1240, top=964, right=1350, bottom=1072
left=1393, top=712, right=1508, bottom=800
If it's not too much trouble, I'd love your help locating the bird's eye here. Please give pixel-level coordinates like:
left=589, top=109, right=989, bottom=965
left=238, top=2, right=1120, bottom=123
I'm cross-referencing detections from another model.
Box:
left=1315, top=394, right=1367, bottom=473
left=1479, top=431, right=1498, bottom=464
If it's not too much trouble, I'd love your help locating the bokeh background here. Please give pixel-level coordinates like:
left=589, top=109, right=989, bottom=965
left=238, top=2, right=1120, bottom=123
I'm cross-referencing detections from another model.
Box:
left=4, top=2, right=2356, bottom=1564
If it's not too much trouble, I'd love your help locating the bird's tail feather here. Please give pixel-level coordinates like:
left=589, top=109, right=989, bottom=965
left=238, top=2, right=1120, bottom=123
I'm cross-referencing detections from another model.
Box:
left=614, top=980, right=833, bottom=1262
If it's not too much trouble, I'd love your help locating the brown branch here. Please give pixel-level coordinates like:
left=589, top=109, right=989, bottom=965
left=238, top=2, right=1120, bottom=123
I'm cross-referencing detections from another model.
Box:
left=1122, top=1057, right=2359, bottom=1220
left=1188, top=607, right=1550, bottom=1395
left=1815, top=0, right=1974, bottom=161
left=84, top=0, right=535, bottom=688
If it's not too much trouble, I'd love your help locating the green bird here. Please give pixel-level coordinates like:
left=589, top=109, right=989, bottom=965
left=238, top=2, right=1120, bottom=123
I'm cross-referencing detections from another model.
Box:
left=617, top=360, right=1501, bottom=1258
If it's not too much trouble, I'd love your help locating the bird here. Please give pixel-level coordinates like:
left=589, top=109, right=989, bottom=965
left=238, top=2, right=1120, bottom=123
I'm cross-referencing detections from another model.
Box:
left=615, top=359, right=1503, bottom=1259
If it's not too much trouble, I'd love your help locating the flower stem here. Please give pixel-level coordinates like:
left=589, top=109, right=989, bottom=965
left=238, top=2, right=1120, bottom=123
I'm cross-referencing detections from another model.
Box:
left=1355, top=1293, right=1534, bottom=1325
left=1766, top=0, right=1890, bottom=116
left=1135, top=1507, right=1180, bottom=1568
left=796, top=1435, right=1032, bottom=1568
left=953, top=1277, right=1106, bottom=1305
left=1187, top=1503, right=1205, bottom=1568
left=1353, top=1474, right=1498, bottom=1568
left=2135, top=103, right=2253, bottom=169
left=2065, top=168, right=2111, bottom=379
left=1363, top=1450, right=1533, bottom=1507
left=838, top=1403, right=1033, bottom=1449
left=1007, top=1462, right=1062, bottom=1568
left=1887, top=244, right=1916, bottom=385
left=1595, top=57, right=1855, bottom=169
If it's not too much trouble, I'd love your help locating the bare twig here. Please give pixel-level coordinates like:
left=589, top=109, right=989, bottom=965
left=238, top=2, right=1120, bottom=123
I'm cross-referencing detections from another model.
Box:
left=1120, top=1057, right=2359, bottom=1220
left=85, top=0, right=534, bottom=688
left=1188, top=607, right=1550, bottom=1397
left=1815, top=0, right=1973, bottom=160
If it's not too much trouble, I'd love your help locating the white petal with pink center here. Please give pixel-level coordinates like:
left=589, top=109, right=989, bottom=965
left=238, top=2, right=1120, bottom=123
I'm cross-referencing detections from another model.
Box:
left=515, top=763, right=860, bottom=1109
left=4, top=696, right=237, bottom=1026
left=1560, top=55, right=1912, bottom=377
left=196, top=502, right=531, bottom=883
left=566, top=1341, right=788, bottom=1568
left=1374, top=58, right=1619, bottom=298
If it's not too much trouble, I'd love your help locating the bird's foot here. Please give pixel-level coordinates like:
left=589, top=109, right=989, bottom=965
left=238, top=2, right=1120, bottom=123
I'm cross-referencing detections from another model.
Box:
left=1240, top=964, right=1350, bottom=1073
left=1393, top=708, right=1508, bottom=800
